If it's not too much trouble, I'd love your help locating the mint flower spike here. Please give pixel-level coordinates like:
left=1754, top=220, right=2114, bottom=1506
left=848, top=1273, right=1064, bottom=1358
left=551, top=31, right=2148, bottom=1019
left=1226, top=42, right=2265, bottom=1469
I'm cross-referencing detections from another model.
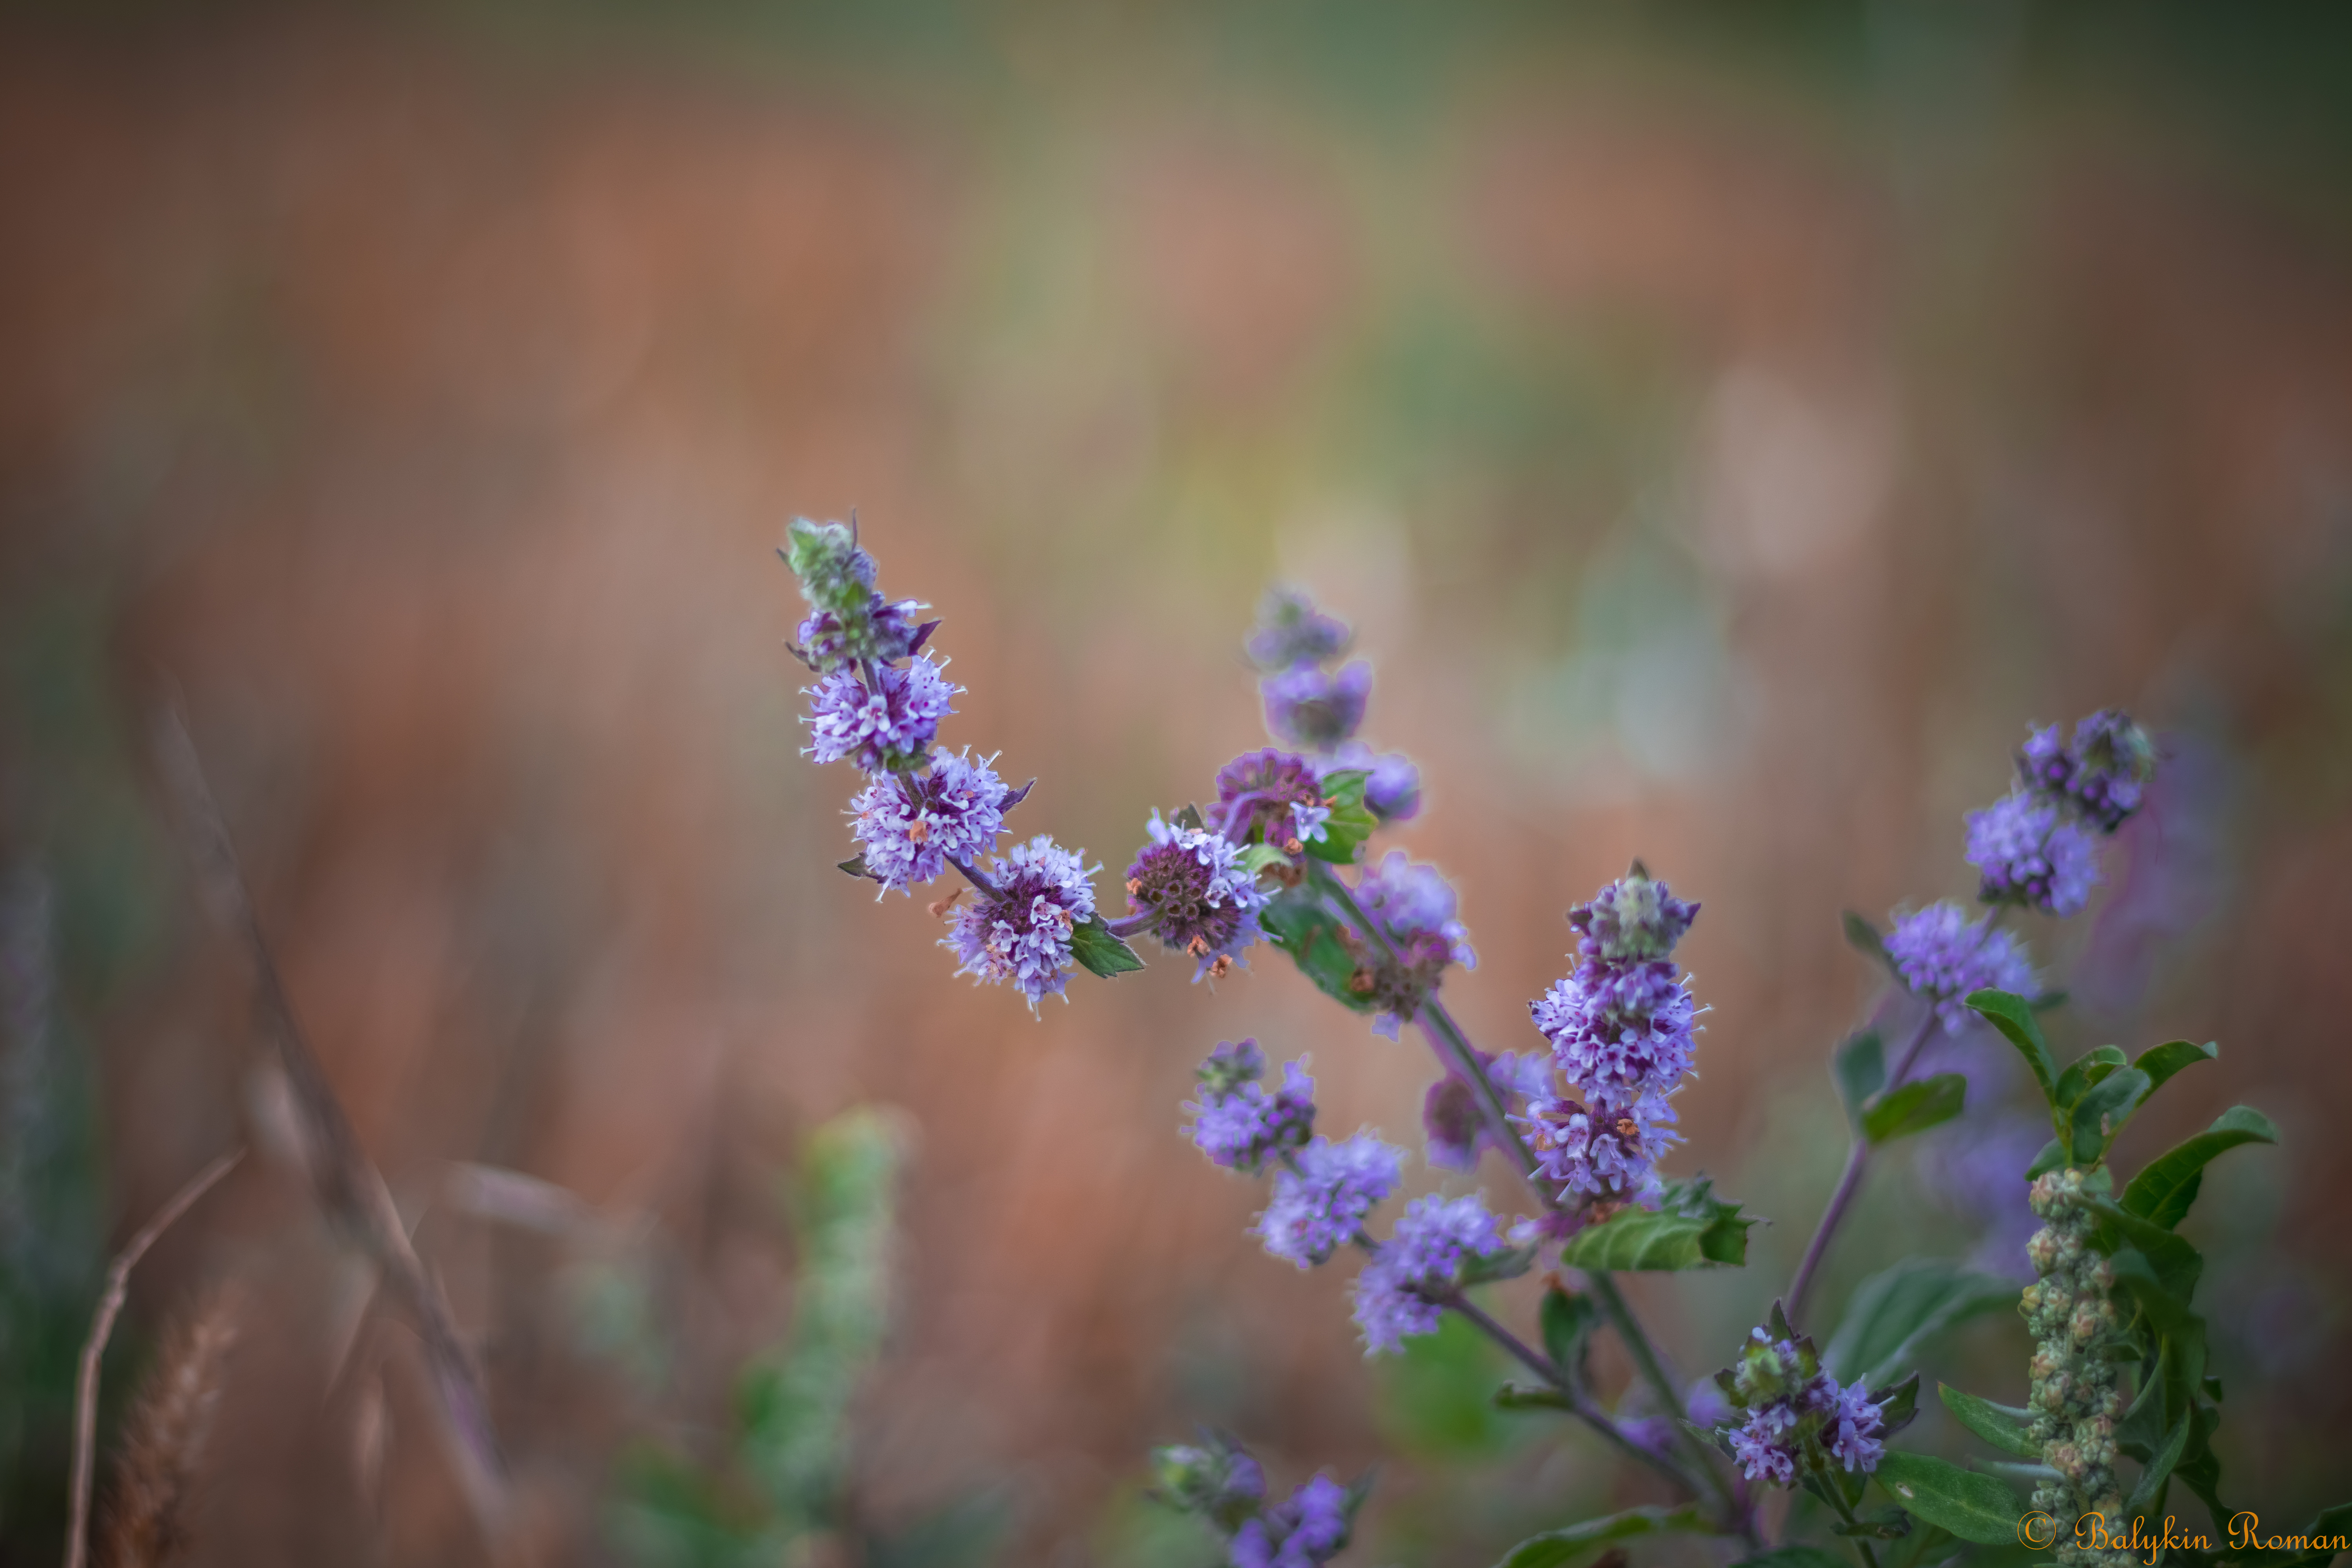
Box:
left=782, top=515, right=935, bottom=672
left=1255, top=1133, right=1403, bottom=1269
left=1883, top=900, right=2035, bottom=1033
left=849, top=747, right=1009, bottom=896
left=1352, top=1192, right=1508, bottom=1356
left=803, top=656, right=959, bottom=774
left=940, top=834, right=1098, bottom=1013
left=1188, top=1039, right=1315, bottom=1175
left=1965, top=792, right=2100, bottom=916
left=1245, top=586, right=1351, bottom=672
left=1712, top=1320, right=1898, bottom=1486
left=1261, top=660, right=1372, bottom=751
left=1124, top=811, right=1270, bottom=981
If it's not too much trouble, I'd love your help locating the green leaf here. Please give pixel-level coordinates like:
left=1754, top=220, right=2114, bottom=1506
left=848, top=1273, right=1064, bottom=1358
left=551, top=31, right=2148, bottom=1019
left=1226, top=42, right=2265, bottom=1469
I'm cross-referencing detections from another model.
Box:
left=2085, top=1200, right=2204, bottom=1300
left=1826, top=1259, right=2021, bottom=1388
left=2053, top=1044, right=2128, bottom=1111
left=1238, top=841, right=1294, bottom=878
left=1555, top=1180, right=1755, bottom=1271
left=1844, top=911, right=1896, bottom=976
left=2105, top=1249, right=2209, bottom=1429
left=2132, top=1038, right=2218, bottom=1102
left=1967, top=989, right=2060, bottom=1116
left=1303, top=770, right=1378, bottom=864
left=1833, top=1512, right=1916, bottom=1543
left=1259, top=892, right=1374, bottom=1011
left=1461, top=1243, right=1538, bottom=1286
left=1872, top=1372, right=1922, bottom=1437
left=1939, top=1384, right=2041, bottom=1460
left=1834, top=1030, right=1886, bottom=1129
left=1490, top=1504, right=1710, bottom=1568
left=2127, top=1412, right=2194, bottom=1517
left=1861, top=1073, right=1967, bottom=1145
left=2025, top=1138, right=2067, bottom=1180
left=1173, top=803, right=1206, bottom=832
left=1872, top=1452, right=2023, bottom=1547
left=2120, top=1106, right=2279, bottom=1230
left=1067, top=915, right=1144, bottom=978
left=2068, top=1065, right=2150, bottom=1163
left=1539, top=1287, right=1602, bottom=1374
left=837, top=855, right=870, bottom=877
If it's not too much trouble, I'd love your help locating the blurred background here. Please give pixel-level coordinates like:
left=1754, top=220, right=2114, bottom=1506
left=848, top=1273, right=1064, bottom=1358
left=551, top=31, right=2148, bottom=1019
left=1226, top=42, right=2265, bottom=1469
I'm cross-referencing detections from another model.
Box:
left=4, top=2, right=2351, bottom=1564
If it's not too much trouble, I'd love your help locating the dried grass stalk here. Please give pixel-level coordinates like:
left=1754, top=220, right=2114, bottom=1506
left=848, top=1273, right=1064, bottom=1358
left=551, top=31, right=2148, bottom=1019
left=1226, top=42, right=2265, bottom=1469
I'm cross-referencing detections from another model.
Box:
left=98, top=1287, right=244, bottom=1568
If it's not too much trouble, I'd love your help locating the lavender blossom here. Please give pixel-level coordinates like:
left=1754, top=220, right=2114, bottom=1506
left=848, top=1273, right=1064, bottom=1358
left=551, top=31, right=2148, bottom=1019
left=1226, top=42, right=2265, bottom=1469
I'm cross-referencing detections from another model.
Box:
left=1190, top=1042, right=1316, bottom=1175
left=1257, top=1134, right=1403, bottom=1268
left=849, top=748, right=1009, bottom=893
left=804, top=656, right=960, bottom=774
left=1422, top=1051, right=1550, bottom=1172
left=1524, top=1089, right=1678, bottom=1206
left=1215, top=748, right=1330, bottom=859
left=1532, top=869, right=1702, bottom=1102
left=1246, top=588, right=1351, bottom=671
left=1570, top=870, right=1698, bottom=963
left=1966, top=793, right=2102, bottom=916
left=1262, top=661, right=1372, bottom=751
left=1319, top=742, right=1420, bottom=822
left=1126, top=812, right=1269, bottom=978
left=2060, top=709, right=2158, bottom=832
left=1352, top=1194, right=1506, bottom=1355
left=942, top=835, right=1097, bottom=1011
left=1714, top=1326, right=1892, bottom=1486
left=1882, top=900, right=2036, bottom=1033
left=1230, top=1474, right=1352, bottom=1568
left=1341, top=852, right=1478, bottom=1039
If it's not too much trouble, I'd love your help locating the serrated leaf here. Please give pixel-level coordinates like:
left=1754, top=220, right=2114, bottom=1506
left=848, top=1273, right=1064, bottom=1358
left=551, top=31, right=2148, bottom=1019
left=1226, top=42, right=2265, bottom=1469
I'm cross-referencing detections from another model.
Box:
left=1490, top=1504, right=1710, bottom=1568
left=1844, top=911, right=1896, bottom=975
left=1872, top=1452, right=2023, bottom=1547
left=1260, top=892, right=1375, bottom=1012
left=2121, top=1106, right=2279, bottom=1230
left=1939, top=1385, right=2040, bottom=1459
left=1862, top=1073, right=1967, bottom=1145
left=1835, top=1030, right=1886, bottom=1130
left=837, top=855, right=870, bottom=878
left=1555, top=1180, right=1755, bottom=1272
left=2053, top=1044, right=2128, bottom=1111
left=2069, top=1065, right=2150, bottom=1163
left=2132, top=1038, right=2218, bottom=1102
left=1826, top=1259, right=2019, bottom=1388
left=1067, top=915, right=1144, bottom=978
left=1967, top=989, right=2060, bottom=1117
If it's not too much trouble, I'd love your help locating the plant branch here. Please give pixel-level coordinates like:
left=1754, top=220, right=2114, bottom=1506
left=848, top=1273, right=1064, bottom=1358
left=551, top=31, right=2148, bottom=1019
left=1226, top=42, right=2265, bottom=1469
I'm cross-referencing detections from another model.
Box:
left=948, top=855, right=1001, bottom=899
left=1586, top=1271, right=1749, bottom=1537
left=1786, top=1008, right=1937, bottom=1325
left=66, top=1149, right=243, bottom=1568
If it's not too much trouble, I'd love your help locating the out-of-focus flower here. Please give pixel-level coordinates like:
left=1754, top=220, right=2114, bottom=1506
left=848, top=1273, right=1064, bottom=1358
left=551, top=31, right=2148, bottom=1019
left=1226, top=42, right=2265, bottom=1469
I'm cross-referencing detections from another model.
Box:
left=1246, top=587, right=1351, bottom=672
left=1262, top=661, right=1372, bottom=751
left=849, top=748, right=1008, bottom=893
left=1215, top=748, right=1328, bottom=858
left=1229, top=1473, right=1352, bottom=1568
left=1257, top=1134, right=1403, bottom=1268
left=1420, top=1050, right=1549, bottom=1172
left=1317, top=742, right=1421, bottom=823
left=1189, top=1042, right=1316, bottom=1175
left=942, top=835, right=1096, bottom=1011
left=1883, top=900, right=2036, bottom=1033
left=1965, top=793, right=2101, bottom=916
left=804, top=656, right=960, bottom=774
left=1352, top=1193, right=1506, bottom=1355
left=1343, top=852, right=1477, bottom=1038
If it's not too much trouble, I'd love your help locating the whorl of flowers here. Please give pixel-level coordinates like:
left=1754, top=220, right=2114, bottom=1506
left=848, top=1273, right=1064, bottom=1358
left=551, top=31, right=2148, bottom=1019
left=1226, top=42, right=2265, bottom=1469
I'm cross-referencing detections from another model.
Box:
left=1524, top=867, right=1702, bottom=1208
left=848, top=748, right=1010, bottom=894
left=942, top=835, right=1098, bottom=1012
left=1352, top=1193, right=1508, bottom=1356
left=1189, top=1040, right=1316, bottom=1175
left=1230, top=1474, right=1352, bottom=1568
left=1714, top=1323, right=1894, bottom=1486
left=2018, top=709, right=2158, bottom=833
left=1127, top=811, right=1270, bottom=979
left=803, top=657, right=960, bottom=774
left=1256, top=1134, right=1403, bottom=1269
left=1883, top=900, right=2037, bottom=1033
left=1967, top=710, right=2157, bottom=917
left=783, top=516, right=936, bottom=671
left=1263, top=661, right=1372, bottom=752
left=1245, top=587, right=1352, bottom=673
left=1341, top=851, right=1477, bottom=1040
left=1216, top=748, right=1333, bottom=864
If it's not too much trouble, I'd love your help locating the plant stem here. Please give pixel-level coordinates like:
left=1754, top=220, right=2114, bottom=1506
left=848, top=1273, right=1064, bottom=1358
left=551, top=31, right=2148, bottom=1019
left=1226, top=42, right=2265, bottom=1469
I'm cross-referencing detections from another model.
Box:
left=1588, top=1272, right=1750, bottom=1538
left=1817, top=1467, right=1884, bottom=1568
left=1785, top=1009, right=1936, bottom=1325
left=949, top=855, right=1001, bottom=899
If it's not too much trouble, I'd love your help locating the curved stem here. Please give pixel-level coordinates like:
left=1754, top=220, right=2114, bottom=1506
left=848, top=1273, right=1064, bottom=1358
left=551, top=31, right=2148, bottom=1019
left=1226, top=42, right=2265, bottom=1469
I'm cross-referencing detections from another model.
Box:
left=948, top=855, right=1001, bottom=899
left=1786, top=1008, right=1938, bottom=1325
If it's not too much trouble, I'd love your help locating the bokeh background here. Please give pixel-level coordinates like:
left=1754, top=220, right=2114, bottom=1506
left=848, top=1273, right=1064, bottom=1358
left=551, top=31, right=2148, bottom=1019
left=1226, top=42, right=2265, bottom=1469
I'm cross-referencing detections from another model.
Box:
left=5, top=3, right=2352, bottom=1564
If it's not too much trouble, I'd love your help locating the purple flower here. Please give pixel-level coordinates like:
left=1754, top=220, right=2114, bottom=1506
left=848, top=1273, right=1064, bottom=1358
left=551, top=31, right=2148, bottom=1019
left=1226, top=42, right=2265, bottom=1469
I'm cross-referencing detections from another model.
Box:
left=1198, top=1037, right=1269, bottom=1096
left=1257, top=1134, right=1403, bottom=1268
left=1882, top=901, right=2036, bottom=1033
left=1126, top=813, right=1269, bottom=978
left=1231, top=1474, right=1352, bottom=1568
left=1716, top=1328, right=1891, bottom=1486
left=1524, top=1089, right=1678, bottom=1206
left=804, top=655, right=959, bottom=774
left=941, top=835, right=1096, bottom=1011
left=797, top=594, right=929, bottom=671
left=1262, top=661, right=1372, bottom=751
left=1423, top=1051, right=1550, bottom=1172
left=1530, top=963, right=1697, bottom=1102
left=1569, top=871, right=1697, bottom=964
left=1191, top=1049, right=1316, bottom=1175
left=849, top=748, right=1009, bottom=893
left=1319, top=742, right=1421, bottom=822
left=1246, top=588, right=1351, bottom=672
left=1822, top=1377, right=1889, bottom=1472
left=1966, top=793, right=2102, bottom=916
left=1353, top=1194, right=1506, bottom=1354
left=1215, top=749, right=1329, bottom=857
left=1343, top=852, right=1477, bottom=1039
left=2060, top=709, right=2158, bottom=832
left=1729, top=1411, right=1798, bottom=1486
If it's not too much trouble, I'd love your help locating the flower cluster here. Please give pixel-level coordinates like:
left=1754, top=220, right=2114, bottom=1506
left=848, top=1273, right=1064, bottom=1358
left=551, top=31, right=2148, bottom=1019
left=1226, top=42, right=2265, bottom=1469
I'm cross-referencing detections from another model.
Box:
left=1421, top=1050, right=1549, bottom=1172
left=1232, top=1473, right=1352, bottom=1568
left=1352, top=1193, right=1510, bottom=1354
left=1257, top=1134, right=1404, bottom=1269
left=1215, top=748, right=1336, bottom=869
left=1883, top=900, right=2037, bottom=1033
left=2022, top=1169, right=2129, bottom=1563
left=784, top=518, right=1102, bottom=1008
left=1127, top=811, right=1270, bottom=979
left=1188, top=1040, right=1316, bottom=1175
left=1713, top=1323, right=1896, bottom=1485
left=1341, top=851, right=1478, bottom=1038
left=1966, top=711, right=2156, bottom=916
left=1522, top=867, right=1702, bottom=1209
left=1245, top=590, right=1420, bottom=824
left=1154, top=1429, right=1358, bottom=1568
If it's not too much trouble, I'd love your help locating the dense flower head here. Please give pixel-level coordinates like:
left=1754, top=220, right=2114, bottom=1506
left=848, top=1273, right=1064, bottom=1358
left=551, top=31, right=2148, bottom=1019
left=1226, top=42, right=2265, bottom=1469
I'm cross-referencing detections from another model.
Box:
left=1216, top=748, right=1331, bottom=858
left=1883, top=900, right=2036, bottom=1032
left=849, top=748, right=1009, bottom=893
left=1351, top=853, right=1476, bottom=969
left=1716, top=1326, right=1893, bottom=1486
left=1191, top=1048, right=1316, bottom=1175
left=1569, top=869, right=1698, bottom=964
left=1257, top=1134, right=1403, bottom=1269
left=1320, top=742, right=1421, bottom=822
left=1966, top=793, right=2102, bottom=916
left=2058, top=709, right=2158, bottom=832
left=1352, top=1194, right=1507, bottom=1355
left=804, top=656, right=959, bottom=773
left=1229, top=1474, right=1351, bottom=1568
left=1246, top=588, right=1351, bottom=672
left=797, top=594, right=930, bottom=671
left=1127, top=812, right=1269, bottom=977
left=1523, top=1090, right=1677, bottom=1205
left=1261, top=661, right=1372, bottom=751
left=1197, top=1037, right=1269, bottom=1097
left=1530, top=963, right=1697, bottom=1101
left=942, top=835, right=1097, bottom=1011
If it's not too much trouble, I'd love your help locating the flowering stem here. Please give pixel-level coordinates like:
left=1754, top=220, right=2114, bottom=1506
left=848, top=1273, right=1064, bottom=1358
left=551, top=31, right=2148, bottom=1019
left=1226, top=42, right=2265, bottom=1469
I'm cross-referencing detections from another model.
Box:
left=1587, top=1272, right=1749, bottom=1535
left=948, top=855, right=1001, bottom=899
left=1815, top=1465, right=1884, bottom=1568
left=1105, top=911, right=1154, bottom=938
left=1785, top=1008, right=1938, bottom=1325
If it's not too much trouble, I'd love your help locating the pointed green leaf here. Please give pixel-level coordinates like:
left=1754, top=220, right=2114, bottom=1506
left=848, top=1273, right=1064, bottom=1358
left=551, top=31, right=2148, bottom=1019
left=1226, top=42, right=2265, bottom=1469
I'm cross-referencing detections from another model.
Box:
left=1539, top=1287, right=1602, bottom=1374
left=2070, top=1067, right=2150, bottom=1164
left=1238, top=841, right=1294, bottom=878
left=1938, top=1385, right=2040, bottom=1459
left=2085, top=1200, right=2203, bottom=1300
left=2121, top=1106, right=2279, bottom=1230
left=1303, top=770, right=1377, bottom=864
left=1966, top=989, right=2059, bottom=1115
left=1555, top=1180, right=1755, bottom=1271
left=1872, top=1452, right=2023, bottom=1547
left=1835, top=1030, right=1886, bottom=1129
left=2132, top=1038, right=2218, bottom=1102
left=1460, top=1243, right=1538, bottom=1286
left=2025, top=1138, right=2067, bottom=1180
left=1260, top=891, right=1375, bottom=1012
left=837, top=855, right=870, bottom=878
left=1862, top=1073, right=1967, bottom=1145
left=1826, top=1259, right=2020, bottom=1388
left=2127, top=1412, right=2194, bottom=1517
left=1173, top=803, right=1206, bottom=832
left=1068, top=915, right=1145, bottom=978
left=1491, top=1504, right=1710, bottom=1568
left=1844, top=911, right=1896, bottom=976
left=2053, top=1044, right=2128, bottom=1111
